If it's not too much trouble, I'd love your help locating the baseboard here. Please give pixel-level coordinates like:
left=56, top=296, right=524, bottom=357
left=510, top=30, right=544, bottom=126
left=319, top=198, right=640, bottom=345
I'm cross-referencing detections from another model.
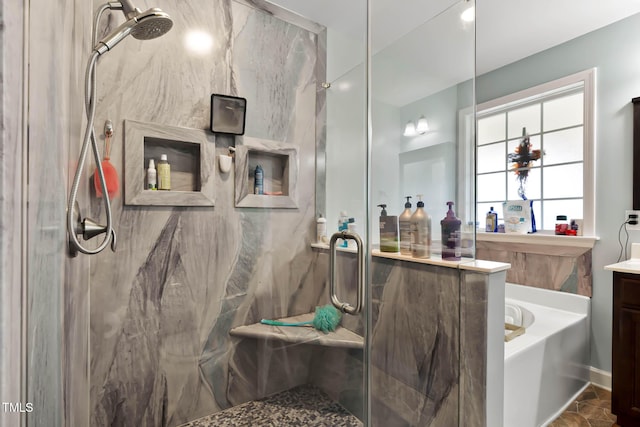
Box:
left=589, top=366, right=612, bottom=390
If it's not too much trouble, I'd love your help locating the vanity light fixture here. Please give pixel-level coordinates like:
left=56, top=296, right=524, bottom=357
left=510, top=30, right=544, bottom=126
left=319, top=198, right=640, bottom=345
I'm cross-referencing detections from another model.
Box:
left=416, top=115, right=429, bottom=133
left=403, top=115, right=430, bottom=137
left=403, top=121, right=417, bottom=137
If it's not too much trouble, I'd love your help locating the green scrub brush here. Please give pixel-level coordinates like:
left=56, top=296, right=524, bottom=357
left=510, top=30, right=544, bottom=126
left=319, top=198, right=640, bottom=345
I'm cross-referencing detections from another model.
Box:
left=260, top=304, right=342, bottom=334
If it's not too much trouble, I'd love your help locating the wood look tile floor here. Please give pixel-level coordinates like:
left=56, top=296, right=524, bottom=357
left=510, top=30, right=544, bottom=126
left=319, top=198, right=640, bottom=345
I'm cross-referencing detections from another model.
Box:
left=549, top=384, right=619, bottom=427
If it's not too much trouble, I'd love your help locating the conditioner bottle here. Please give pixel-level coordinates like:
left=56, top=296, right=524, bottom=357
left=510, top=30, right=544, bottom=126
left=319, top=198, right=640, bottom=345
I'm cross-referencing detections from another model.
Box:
left=399, top=196, right=413, bottom=255
left=410, top=194, right=431, bottom=259
left=157, top=154, right=171, bottom=190
left=377, top=204, right=399, bottom=252
left=441, top=201, right=462, bottom=260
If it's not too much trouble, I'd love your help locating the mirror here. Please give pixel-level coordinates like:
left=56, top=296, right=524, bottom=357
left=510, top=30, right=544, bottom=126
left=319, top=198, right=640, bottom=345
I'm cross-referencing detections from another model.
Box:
left=267, top=0, right=640, bottom=245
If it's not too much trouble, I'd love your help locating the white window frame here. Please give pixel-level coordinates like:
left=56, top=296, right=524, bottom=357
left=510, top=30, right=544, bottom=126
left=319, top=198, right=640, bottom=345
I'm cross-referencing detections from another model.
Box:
left=473, top=69, right=596, bottom=236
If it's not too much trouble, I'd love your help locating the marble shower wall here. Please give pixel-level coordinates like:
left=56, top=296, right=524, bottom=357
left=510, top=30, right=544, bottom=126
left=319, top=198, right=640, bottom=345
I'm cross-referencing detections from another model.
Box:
left=476, top=240, right=592, bottom=296
left=88, top=1, right=325, bottom=426
left=19, top=0, right=93, bottom=425
left=0, top=0, right=25, bottom=425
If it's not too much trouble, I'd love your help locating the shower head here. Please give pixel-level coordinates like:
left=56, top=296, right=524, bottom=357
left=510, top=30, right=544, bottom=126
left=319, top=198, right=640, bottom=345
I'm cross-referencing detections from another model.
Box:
left=94, top=4, right=173, bottom=55
left=130, top=8, right=173, bottom=40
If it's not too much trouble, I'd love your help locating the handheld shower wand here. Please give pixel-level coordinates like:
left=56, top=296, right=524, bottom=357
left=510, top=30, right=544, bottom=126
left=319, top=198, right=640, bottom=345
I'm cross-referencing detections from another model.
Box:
left=67, top=2, right=173, bottom=256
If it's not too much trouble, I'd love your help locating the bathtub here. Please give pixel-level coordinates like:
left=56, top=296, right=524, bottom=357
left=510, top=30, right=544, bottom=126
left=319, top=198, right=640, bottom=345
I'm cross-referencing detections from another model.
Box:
left=503, top=282, right=591, bottom=427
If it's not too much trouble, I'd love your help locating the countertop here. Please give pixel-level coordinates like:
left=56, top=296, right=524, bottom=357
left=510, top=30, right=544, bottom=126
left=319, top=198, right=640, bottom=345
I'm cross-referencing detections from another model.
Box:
left=605, top=243, right=640, bottom=274
left=310, top=243, right=511, bottom=273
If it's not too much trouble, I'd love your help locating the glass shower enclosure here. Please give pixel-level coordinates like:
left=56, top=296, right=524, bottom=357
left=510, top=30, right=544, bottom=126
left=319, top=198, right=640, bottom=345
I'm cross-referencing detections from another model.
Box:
left=7, top=0, right=478, bottom=426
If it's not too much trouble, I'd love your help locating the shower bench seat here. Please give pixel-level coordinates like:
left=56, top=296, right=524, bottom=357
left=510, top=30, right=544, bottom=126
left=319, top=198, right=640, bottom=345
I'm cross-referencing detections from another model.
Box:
left=229, top=312, right=364, bottom=349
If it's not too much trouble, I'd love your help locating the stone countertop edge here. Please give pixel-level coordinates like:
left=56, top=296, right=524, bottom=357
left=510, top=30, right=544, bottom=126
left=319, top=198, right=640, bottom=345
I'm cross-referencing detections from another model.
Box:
left=310, top=243, right=511, bottom=273
left=605, top=243, right=640, bottom=274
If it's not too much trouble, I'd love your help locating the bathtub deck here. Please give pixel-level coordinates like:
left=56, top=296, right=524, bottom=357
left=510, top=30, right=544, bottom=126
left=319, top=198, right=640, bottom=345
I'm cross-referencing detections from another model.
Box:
left=179, top=385, right=362, bottom=427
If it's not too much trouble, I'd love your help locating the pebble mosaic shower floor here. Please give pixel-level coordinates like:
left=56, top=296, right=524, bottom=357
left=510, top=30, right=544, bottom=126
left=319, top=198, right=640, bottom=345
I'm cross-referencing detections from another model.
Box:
left=179, top=385, right=362, bottom=427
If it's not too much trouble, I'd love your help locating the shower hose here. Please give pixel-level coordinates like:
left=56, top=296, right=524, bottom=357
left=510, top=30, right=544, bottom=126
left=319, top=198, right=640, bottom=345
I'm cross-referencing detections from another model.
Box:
left=66, top=4, right=116, bottom=255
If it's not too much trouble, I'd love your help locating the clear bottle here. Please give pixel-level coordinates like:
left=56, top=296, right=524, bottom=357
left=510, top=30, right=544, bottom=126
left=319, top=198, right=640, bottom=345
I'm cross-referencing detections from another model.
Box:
left=146, top=159, right=157, bottom=190
left=157, top=154, right=171, bottom=190
left=410, top=194, right=431, bottom=259
left=399, top=196, right=413, bottom=255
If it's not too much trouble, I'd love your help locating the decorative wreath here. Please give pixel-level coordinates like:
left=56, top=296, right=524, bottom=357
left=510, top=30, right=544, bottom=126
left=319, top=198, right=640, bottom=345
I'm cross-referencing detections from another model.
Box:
left=507, top=127, right=543, bottom=197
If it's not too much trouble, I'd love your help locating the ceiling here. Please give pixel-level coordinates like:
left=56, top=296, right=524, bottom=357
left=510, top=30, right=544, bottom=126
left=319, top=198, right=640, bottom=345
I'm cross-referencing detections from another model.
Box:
left=267, top=0, right=640, bottom=107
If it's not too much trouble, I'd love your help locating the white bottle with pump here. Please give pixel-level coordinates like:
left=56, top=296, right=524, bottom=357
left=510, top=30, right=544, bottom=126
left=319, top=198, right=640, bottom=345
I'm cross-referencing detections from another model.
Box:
left=399, top=196, right=413, bottom=255
left=410, top=194, right=431, bottom=259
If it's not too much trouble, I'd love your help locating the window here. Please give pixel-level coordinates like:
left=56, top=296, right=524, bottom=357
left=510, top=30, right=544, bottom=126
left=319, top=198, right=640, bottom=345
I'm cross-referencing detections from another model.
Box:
left=475, top=69, right=595, bottom=234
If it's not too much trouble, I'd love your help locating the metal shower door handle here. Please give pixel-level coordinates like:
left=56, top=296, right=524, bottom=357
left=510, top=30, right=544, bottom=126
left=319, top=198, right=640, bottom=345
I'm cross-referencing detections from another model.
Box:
left=329, top=231, right=364, bottom=315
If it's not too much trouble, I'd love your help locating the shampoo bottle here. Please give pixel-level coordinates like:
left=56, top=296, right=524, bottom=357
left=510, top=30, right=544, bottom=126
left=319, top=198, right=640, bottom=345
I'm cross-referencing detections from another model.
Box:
left=254, top=164, right=264, bottom=195
left=399, top=196, right=413, bottom=255
left=338, top=211, right=348, bottom=248
left=157, top=154, right=171, bottom=190
left=347, top=218, right=357, bottom=249
left=316, top=214, right=327, bottom=244
left=377, top=204, right=399, bottom=252
left=410, top=195, right=431, bottom=259
left=441, top=201, right=462, bottom=260
left=486, top=206, right=498, bottom=232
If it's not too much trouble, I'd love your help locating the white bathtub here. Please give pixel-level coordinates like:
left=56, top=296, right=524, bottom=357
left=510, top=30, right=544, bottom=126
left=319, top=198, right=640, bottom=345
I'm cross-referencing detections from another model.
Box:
left=503, top=282, right=591, bottom=427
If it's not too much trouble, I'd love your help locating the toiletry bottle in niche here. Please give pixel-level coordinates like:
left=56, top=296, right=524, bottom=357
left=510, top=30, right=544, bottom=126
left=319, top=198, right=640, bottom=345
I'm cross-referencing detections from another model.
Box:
left=441, top=201, right=462, bottom=260
left=410, top=194, right=431, bottom=259
left=157, top=154, right=171, bottom=190
left=338, top=211, right=349, bottom=247
left=347, top=218, right=357, bottom=249
left=316, top=214, right=327, bottom=244
left=399, top=196, right=413, bottom=255
left=486, top=206, right=498, bottom=232
left=377, top=204, right=399, bottom=252
left=147, top=159, right=157, bottom=190
left=254, top=164, right=264, bottom=195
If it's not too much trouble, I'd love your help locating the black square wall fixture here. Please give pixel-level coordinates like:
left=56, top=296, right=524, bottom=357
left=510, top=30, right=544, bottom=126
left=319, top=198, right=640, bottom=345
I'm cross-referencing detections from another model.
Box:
left=210, top=94, right=247, bottom=135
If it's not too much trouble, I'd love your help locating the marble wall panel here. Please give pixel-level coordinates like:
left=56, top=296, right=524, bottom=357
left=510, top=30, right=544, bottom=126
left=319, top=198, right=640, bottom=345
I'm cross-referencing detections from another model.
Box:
left=86, top=1, right=325, bottom=425
left=459, top=270, right=505, bottom=427
left=20, top=0, right=93, bottom=426
left=0, top=0, right=25, bottom=426
left=310, top=253, right=465, bottom=427
left=369, top=260, right=460, bottom=427
left=476, top=241, right=592, bottom=296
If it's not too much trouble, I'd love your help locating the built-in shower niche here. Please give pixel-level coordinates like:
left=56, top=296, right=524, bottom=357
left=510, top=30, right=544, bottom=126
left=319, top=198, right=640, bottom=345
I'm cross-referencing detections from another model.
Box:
left=124, top=119, right=215, bottom=206
left=235, top=136, right=298, bottom=208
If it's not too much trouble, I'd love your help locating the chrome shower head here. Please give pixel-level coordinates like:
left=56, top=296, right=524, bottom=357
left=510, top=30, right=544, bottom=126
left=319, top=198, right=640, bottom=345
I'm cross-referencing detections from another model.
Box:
left=94, top=4, right=173, bottom=55
left=130, top=8, right=173, bottom=40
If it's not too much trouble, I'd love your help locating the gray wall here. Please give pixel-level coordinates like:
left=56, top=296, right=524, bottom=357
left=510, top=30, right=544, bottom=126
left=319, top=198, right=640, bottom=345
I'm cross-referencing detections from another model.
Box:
left=477, top=12, right=640, bottom=371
